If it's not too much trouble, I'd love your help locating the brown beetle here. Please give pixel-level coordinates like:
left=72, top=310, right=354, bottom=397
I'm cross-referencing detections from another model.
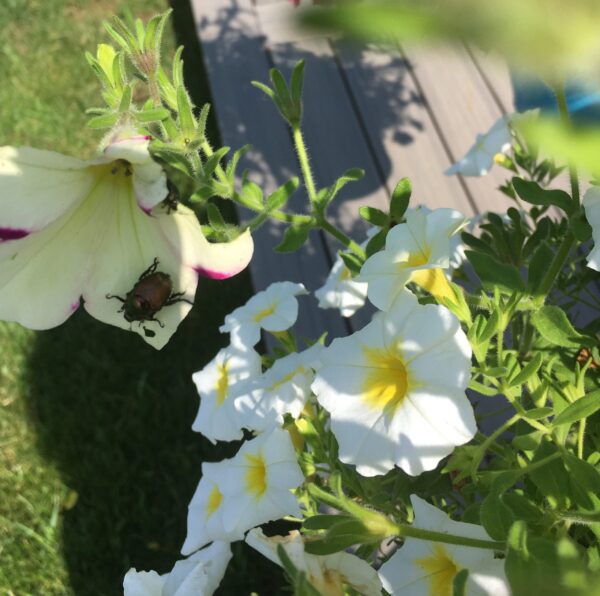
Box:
left=106, top=258, right=192, bottom=337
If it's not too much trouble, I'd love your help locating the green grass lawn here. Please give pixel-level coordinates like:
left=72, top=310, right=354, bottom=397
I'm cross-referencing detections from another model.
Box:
left=0, top=1, right=284, bottom=593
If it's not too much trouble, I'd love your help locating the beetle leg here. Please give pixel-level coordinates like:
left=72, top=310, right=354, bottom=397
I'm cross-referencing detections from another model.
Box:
left=106, top=293, right=126, bottom=304
left=138, top=258, right=160, bottom=280
left=164, top=291, right=194, bottom=306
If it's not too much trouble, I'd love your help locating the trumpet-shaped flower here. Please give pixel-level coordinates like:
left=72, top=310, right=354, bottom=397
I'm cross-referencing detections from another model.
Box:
left=315, top=229, right=378, bottom=317
left=359, top=208, right=466, bottom=312
left=233, top=343, right=324, bottom=433
left=0, top=132, right=253, bottom=348
left=124, top=541, right=231, bottom=596
left=445, top=115, right=512, bottom=177
left=315, top=255, right=369, bottom=317
left=182, top=428, right=304, bottom=555
left=311, top=291, right=476, bottom=476
left=220, top=281, right=307, bottom=347
left=583, top=186, right=600, bottom=271
left=378, top=496, right=509, bottom=596
left=181, top=460, right=243, bottom=554
left=191, top=345, right=262, bottom=443
left=246, top=528, right=383, bottom=596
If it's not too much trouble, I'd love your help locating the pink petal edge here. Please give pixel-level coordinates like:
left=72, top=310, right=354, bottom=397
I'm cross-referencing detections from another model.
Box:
left=0, top=227, right=30, bottom=241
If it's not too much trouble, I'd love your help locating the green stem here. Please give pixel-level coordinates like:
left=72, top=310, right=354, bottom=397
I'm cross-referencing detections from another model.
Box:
left=397, top=525, right=504, bottom=552
left=474, top=414, right=520, bottom=472
left=517, top=451, right=561, bottom=475
left=534, top=230, right=576, bottom=301
left=307, top=484, right=504, bottom=551
left=554, top=85, right=580, bottom=205
left=317, top=217, right=366, bottom=259
left=292, top=125, right=317, bottom=204
left=578, top=418, right=586, bottom=459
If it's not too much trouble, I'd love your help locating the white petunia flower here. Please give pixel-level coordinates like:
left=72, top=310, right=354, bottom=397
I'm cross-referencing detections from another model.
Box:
left=312, top=290, right=476, bottom=477
left=315, top=255, right=369, bottom=317
left=182, top=427, right=304, bottom=555
left=0, top=130, right=253, bottom=349
left=314, top=228, right=378, bottom=317
left=181, top=460, right=242, bottom=554
left=233, top=343, right=324, bottom=433
left=191, top=345, right=262, bottom=443
left=359, top=208, right=466, bottom=311
left=379, top=496, right=509, bottom=596
left=219, top=281, right=307, bottom=347
left=246, top=528, right=383, bottom=596
left=124, top=541, right=232, bottom=596
left=445, top=115, right=512, bottom=177
left=583, top=186, right=600, bottom=271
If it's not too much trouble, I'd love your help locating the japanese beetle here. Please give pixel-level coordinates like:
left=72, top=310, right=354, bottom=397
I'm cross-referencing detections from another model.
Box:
left=106, top=258, right=192, bottom=337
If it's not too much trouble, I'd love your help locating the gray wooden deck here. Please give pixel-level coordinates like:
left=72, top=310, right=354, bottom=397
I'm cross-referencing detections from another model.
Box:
left=191, top=0, right=516, bottom=340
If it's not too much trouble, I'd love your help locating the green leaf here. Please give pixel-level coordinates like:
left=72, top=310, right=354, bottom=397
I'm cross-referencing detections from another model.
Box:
left=480, top=492, right=514, bottom=540
left=359, top=206, right=389, bottom=226
left=303, top=533, right=364, bottom=556
left=531, top=306, right=590, bottom=349
left=251, top=80, right=276, bottom=100
left=118, top=84, right=132, bottom=113
left=365, top=229, right=387, bottom=257
left=477, top=310, right=501, bottom=344
left=466, top=250, right=525, bottom=294
left=267, top=178, right=299, bottom=211
left=290, top=59, right=305, bottom=103
left=528, top=241, right=554, bottom=294
left=512, top=177, right=575, bottom=215
left=270, top=68, right=292, bottom=106
left=452, top=569, right=469, bottom=596
left=206, top=203, right=226, bottom=230
left=87, top=112, right=120, bottom=129
left=319, top=169, right=365, bottom=212
left=303, top=514, right=352, bottom=531
left=177, top=86, right=196, bottom=136
left=570, top=209, right=593, bottom=242
left=508, top=352, right=544, bottom=387
left=134, top=107, right=171, bottom=123
left=553, top=389, right=600, bottom=426
left=563, top=453, right=600, bottom=510
left=503, top=492, right=544, bottom=523
left=275, top=223, right=312, bottom=252
left=339, top=251, right=364, bottom=275
left=529, top=441, right=571, bottom=510
left=390, top=177, right=412, bottom=221
left=239, top=178, right=264, bottom=211
left=203, top=147, right=230, bottom=177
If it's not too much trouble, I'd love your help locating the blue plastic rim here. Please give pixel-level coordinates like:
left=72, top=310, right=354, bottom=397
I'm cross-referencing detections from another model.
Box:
left=511, top=73, right=600, bottom=123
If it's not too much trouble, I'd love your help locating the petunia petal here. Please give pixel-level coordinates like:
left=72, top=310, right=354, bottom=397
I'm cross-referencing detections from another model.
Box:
left=81, top=170, right=197, bottom=350
left=0, top=146, right=93, bottom=236
left=155, top=204, right=254, bottom=279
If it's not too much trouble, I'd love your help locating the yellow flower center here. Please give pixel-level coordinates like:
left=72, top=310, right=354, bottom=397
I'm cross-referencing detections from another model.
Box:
left=409, top=267, right=455, bottom=303
left=245, top=452, right=267, bottom=499
left=405, top=246, right=431, bottom=269
left=205, top=485, right=223, bottom=519
left=267, top=368, right=304, bottom=392
left=215, top=361, right=230, bottom=406
left=362, top=347, right=412, bottom=416
left=339, top=266, right=353, bottom=281
left=415, top=544, right=461, bottom=596
left=253, top=304, right=276, bottom=322
left=313, top=569, right=345, bottom=596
